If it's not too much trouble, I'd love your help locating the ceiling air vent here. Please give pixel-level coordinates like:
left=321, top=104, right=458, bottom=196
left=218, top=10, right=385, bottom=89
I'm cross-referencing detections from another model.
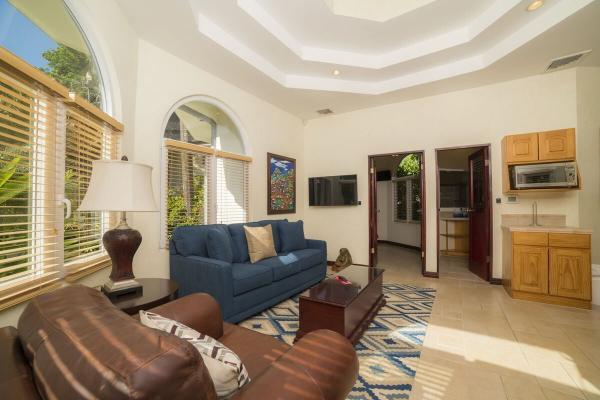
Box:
left=317, top=108, right=333, bottom=115
left=545, top=50, right=591, bottom=72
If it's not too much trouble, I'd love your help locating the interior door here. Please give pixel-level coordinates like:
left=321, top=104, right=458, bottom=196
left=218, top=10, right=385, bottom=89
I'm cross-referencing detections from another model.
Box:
left=369, top=157, right=378, bottom=267
left=468, top=147, right=491, bottom=281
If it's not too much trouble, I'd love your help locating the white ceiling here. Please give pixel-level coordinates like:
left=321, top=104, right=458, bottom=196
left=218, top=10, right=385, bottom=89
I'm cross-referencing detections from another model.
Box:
left=117, top=0, right=600, bottom=119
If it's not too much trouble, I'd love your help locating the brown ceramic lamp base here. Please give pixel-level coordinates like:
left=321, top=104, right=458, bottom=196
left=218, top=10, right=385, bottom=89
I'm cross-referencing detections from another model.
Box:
left=102, top=214, right=143, bottom=296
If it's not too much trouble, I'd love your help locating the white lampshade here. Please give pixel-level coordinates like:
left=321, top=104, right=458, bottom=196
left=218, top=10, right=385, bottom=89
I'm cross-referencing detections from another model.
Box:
left=78, top=160, right=158, bottom=212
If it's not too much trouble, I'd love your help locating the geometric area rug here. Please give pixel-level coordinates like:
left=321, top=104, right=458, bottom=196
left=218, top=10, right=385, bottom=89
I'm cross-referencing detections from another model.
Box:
left=238, top=283, right=436, bottom=400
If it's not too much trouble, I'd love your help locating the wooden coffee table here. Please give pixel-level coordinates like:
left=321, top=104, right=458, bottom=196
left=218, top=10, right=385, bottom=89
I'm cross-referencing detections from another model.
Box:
left=295, top=265, right=385, bottom=344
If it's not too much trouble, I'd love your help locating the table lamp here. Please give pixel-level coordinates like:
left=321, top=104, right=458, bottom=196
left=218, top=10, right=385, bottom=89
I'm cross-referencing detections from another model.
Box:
left=78, top=157, right=157, bottom=297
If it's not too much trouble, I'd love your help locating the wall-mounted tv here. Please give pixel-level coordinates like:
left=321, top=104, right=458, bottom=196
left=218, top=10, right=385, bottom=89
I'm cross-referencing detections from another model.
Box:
left=309, top=175, right=358, bottom=206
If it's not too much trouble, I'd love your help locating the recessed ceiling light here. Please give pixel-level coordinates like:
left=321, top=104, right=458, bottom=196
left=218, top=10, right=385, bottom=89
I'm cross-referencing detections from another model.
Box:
left=332, top=69, right=340, bottom=76
left=527, top=0, right=544, bottom=11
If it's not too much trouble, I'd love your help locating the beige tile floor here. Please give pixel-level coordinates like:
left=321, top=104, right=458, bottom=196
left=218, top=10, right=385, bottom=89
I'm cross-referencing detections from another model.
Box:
left=376, top=243, right=600, bottom=400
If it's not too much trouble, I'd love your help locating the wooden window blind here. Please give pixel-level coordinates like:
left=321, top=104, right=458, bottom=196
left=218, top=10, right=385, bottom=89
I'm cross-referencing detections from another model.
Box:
left=63, top=107, right=118, bottom=267
left=0, top=47, right=124, bottom=309
left=0, top=66, right=61, bottom=290
left=164, top=142, right=212, bottom=242
left=215, top=157, right=249, bottom=224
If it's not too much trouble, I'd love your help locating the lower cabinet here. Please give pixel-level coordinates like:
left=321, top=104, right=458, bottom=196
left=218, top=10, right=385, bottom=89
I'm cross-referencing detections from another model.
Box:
left=549, top=248, right=591, bottom=300
left=507, top=232, right=592, bottom=309
left=512, top=245, right=548, bottom=294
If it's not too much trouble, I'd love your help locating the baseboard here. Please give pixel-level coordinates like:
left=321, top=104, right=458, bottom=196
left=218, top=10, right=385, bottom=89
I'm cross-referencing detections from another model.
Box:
left=422, top=271, right=439, bottom=278
left=489, top=278, right=503, bottom=285
left=377, top=240, right=421, bottom=252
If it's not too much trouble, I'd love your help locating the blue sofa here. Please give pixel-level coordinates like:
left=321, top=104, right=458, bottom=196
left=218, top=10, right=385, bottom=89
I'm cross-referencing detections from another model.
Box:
left=169, top=220, right=327, bottom=323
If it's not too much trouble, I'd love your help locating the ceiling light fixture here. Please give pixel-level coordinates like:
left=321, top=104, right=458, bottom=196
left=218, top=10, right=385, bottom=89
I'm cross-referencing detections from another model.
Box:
left=527, top=0, right=544, bottom=11
left=332, top=69, right=340, bottom=76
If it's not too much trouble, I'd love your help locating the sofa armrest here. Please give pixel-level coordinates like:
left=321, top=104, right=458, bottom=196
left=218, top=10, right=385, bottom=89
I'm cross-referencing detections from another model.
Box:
left=306, top=239, right=327, bottom=263
left=170, top=255, right=234, bottom=318
left=0, top=326, right=40, bottom=400
left=147, top=293, right=223, bottom=339
left=232, top=330, right=358, bottom=400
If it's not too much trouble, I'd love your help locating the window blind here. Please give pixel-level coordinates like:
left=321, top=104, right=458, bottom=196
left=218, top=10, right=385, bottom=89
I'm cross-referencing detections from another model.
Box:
left=63, top=107, right=118, bottom=265
left=164, top=143, right=212, bottom=241
left=215, top=156, right=249, bottom=224
left=0, top=67, right=61, bottom=285
left=0, top=47, right=124, bottom=309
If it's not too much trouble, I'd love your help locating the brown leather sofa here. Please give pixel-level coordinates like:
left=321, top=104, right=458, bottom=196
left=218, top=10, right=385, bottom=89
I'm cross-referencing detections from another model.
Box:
left=0, top=285, right=359, bottom=399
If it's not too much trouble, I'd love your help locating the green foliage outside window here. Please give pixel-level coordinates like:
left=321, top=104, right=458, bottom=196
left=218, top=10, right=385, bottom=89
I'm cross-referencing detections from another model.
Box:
left=397, top=153, right=420, bottom=177
left=167, top=172, right=205, bottom=240
left=41, top=45, right=102, bottom=107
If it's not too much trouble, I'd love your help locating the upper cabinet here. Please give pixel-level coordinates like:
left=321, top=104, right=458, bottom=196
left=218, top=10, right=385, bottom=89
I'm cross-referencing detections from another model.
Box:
left=504, top=128, right=575, bottom=164
left=538, top=129, right=576, bottom=161
left=502, top=128, right=579, bottom=193
left=505, top=133, right=539, bottom=163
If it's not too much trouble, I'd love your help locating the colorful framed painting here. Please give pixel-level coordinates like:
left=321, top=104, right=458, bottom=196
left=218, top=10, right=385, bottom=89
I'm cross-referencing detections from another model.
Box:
left=267, top=153, right=296, bottom=214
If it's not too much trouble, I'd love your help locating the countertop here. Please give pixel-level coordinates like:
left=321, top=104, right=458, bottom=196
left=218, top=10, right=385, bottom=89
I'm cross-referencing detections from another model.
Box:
left=502, top=225, right=593, bottom=234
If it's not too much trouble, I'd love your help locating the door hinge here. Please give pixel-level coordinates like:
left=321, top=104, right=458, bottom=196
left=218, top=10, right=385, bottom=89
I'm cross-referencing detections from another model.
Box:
left=484, top=159, right=490, bottom=166
left=421, top=251, right=425, bottom=258
left=371, top=247, right=375, bottom=254
left=486, top=255, right=490, bottom=263
left=370, top=167, right=375, bottom=174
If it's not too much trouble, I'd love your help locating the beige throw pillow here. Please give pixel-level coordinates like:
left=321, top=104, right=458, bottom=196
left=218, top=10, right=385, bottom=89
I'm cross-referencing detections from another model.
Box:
left=244, top=225, right=277, bottom=263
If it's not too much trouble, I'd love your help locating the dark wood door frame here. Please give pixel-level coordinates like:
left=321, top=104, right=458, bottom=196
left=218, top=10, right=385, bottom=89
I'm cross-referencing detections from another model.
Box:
left=435, top=144, right=493, bottom=283
left=368, top=151, right=426, bottom=276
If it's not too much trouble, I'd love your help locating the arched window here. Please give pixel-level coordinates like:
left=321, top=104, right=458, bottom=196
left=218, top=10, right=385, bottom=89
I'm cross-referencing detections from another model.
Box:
left=0, top=0, right=105, bottom=109
left=394, top=153, right=422, bottom=222
left=162, top=99, right=250, bottom=244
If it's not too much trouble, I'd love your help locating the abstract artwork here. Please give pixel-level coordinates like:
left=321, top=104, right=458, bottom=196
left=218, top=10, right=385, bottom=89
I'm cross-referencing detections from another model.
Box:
left=267, top=153, right=296, bottom=214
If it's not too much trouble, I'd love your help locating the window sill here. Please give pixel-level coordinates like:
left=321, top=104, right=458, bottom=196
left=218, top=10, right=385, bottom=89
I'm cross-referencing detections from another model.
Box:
left=65, top=255, right=112, bottom=283
left=0, top=272, right=62, bottom=312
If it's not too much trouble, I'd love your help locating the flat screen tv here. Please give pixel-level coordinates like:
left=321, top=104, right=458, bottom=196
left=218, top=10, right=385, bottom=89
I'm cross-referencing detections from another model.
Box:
left=309, top=174, right=358, bottom=206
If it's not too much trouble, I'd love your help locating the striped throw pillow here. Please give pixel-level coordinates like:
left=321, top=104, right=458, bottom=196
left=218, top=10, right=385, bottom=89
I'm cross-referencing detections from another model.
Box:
left=140, top=310, right=250, bottom=398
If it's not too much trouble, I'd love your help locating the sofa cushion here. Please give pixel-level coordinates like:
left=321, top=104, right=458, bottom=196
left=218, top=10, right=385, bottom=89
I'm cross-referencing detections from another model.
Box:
left=172, top=224, right=228, bottom=257
left=140, top=311, right=250, bottom=398
left=256, top=220, right=285, bottom=253
left=229, top=220, right=287, bottom=263
left=207, top=228, right=234, bottom=263
left=279, top=220, right=307, bottom=252
left=244, top=225, right=277, bottom=263
left=256, top=254, right=302, bottom=281
left=231, top=263, right=273, bottom=296
left=286, top=248, right=323, bottom=271
left=229, top=223, right=250, bottom=263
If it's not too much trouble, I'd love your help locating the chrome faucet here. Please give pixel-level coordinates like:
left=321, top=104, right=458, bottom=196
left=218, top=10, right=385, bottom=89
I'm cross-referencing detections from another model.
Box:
left=530, top=201, right=541, bottom=226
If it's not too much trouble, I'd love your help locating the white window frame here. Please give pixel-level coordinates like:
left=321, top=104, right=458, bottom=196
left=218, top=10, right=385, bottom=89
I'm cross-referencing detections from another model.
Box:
left=393, top=175, right=420, bottom=223
left=159, top=97, right=252, bottom=249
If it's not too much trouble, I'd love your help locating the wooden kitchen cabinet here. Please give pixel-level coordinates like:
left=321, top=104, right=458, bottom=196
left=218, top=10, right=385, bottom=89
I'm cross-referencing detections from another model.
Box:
left=504, top=230, right=592, bottom=309
left=549, top=248, right=591, bottom=300
left=538, top=129, right=575, bottom=161
left=512, top=245, right=548, bottom=294
left=505, top=133, right=539, bottom=163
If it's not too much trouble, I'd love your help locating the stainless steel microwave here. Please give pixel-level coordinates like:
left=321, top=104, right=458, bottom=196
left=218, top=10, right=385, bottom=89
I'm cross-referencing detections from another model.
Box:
left=513, top=162, right=578, bottom=189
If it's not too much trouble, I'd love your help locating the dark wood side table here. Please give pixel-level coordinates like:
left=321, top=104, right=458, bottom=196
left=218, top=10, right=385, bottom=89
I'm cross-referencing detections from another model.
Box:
left=107, top=278, right=178, bottom=315
left=295, top=265, right=385, bottom=345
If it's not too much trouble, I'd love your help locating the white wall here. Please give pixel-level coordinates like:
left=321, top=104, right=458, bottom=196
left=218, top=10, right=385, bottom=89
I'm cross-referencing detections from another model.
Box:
left=303, top=69, right=581, bottom=276
left=576, top=67, right=600, bottom=264
left=128, top=40, right=304, bottom=280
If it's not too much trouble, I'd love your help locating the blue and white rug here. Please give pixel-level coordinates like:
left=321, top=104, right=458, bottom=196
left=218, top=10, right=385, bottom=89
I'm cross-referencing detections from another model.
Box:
left=239, top=283, right=436, bottom=400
